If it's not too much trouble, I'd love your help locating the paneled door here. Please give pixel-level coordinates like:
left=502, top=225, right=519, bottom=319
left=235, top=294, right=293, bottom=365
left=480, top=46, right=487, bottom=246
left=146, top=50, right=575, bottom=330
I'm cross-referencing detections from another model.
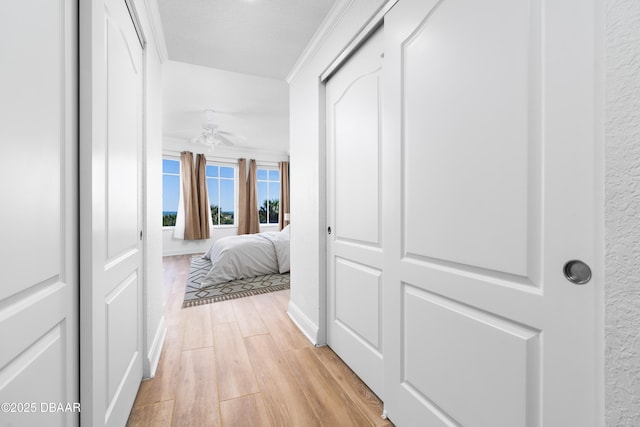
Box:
left=382, top=0, right=602, bottom=426
left=81, top=0, right=144, bottom=425
left=0, top=1, right=79, bottom=426
left=326, top=28, right=385, bottom=398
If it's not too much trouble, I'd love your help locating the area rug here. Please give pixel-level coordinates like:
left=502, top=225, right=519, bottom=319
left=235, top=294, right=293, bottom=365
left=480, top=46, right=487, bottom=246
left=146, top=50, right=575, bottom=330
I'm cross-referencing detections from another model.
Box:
left=183, top=256, right=290, bottom=307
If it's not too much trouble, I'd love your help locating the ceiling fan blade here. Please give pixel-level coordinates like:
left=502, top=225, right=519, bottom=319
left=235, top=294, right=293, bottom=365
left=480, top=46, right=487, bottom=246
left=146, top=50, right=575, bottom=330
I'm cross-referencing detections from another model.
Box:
left=216, top=130, right=237, bottom=136
left=216, top=130, right=246, bottom=141
left=216, top=135, right=235, bottom=146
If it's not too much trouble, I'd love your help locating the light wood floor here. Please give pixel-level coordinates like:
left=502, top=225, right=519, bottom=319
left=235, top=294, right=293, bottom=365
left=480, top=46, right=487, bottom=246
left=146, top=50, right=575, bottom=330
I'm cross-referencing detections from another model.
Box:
left=127, top=255, right=393, bottom=427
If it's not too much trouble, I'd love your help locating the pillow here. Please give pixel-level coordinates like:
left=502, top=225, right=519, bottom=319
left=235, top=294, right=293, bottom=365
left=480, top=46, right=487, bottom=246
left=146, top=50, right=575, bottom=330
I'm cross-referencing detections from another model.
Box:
left=281, top=224, right=290, bottom=237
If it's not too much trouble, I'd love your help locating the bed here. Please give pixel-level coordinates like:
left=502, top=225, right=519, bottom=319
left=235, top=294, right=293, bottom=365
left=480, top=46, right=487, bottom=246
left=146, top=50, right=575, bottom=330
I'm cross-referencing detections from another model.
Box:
left=200, top=225, right=290, bottom=287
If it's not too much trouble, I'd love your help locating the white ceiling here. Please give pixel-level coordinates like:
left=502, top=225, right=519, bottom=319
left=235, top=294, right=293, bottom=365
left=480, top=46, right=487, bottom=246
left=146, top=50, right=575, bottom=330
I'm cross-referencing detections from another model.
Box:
left=157, top=0, right=337, bottom=80
left=163, top=61, right=290, bottom=153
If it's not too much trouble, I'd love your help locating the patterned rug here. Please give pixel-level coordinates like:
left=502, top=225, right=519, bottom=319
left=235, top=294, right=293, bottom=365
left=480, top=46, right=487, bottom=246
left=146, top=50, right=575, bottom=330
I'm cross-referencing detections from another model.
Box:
left=183, top=256, right=290, bottom=307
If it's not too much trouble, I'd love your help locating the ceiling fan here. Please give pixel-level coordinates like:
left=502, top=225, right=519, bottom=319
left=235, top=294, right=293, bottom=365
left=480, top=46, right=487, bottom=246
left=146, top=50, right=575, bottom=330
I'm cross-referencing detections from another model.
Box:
left=189, top=109, right=240, bottom=150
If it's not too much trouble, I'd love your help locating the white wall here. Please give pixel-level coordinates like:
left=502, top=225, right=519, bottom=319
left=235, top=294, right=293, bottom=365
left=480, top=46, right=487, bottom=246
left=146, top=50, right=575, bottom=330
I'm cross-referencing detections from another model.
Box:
left=287, top=0, right=386, bottom=343
left=605, top=0, right=640, bottom=423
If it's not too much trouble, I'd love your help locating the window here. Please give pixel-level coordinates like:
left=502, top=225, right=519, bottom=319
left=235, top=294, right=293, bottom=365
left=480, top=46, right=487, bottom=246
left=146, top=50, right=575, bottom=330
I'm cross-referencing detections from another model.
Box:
left=162, top=158, right=180, bottom=226
left=257, top=168, right=280, bottom=224
left=206, top=165, right=236, bottom=225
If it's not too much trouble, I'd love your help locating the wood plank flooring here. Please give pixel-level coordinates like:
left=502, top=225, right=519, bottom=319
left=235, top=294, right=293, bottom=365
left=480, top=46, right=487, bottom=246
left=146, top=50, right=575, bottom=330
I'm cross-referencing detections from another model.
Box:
left=127, top=255, right=393, bottom=427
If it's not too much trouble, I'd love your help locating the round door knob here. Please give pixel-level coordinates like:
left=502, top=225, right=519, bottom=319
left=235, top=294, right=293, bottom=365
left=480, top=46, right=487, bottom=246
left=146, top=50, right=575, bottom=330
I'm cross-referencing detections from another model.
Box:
left=563, top=260, right=591, bottom=285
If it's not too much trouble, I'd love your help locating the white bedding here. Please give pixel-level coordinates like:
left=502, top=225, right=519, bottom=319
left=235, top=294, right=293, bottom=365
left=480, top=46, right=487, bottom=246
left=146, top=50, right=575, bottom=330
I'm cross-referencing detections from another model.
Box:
left=200, top=226, right=290, bottom=287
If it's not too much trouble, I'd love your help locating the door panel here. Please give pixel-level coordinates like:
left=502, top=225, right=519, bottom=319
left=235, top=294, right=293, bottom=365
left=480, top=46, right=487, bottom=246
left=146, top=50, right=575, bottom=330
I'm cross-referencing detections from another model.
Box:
left=327, top=27, right=385, bottom=398
left=383, top=0, right=600, bottom=425
left=334, top=73, right=381, bottom=246
left=106, top=274, right=139, bottom=405
left=106, top=16, right=141, bottom=260
left=335, top=258, right=381, bottom=349
left=402, top=0, right=534, bottom=277
left=403, top=286, right=540, bottom=427
left=81, top=0, right=144, bottom=425
left=103, top=0, right=143, bottom=424
left=0, top=1, right=79, bottom=426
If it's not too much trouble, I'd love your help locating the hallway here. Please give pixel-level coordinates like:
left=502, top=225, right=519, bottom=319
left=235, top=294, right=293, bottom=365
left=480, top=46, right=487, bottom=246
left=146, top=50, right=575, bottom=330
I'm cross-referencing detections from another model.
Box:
left=127, top=255, right=392, bottom=426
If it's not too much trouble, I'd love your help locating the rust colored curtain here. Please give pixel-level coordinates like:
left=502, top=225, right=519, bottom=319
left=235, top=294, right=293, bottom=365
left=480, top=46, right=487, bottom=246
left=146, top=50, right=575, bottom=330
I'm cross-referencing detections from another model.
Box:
left=179, top=152, right=200, bottom=239
left=237, top=158, right=248, bottom=234
left=177, top=151, right=209, bottom=240
left=195, top=153, right=210, bottom=239
left=278, top=161, right=289, bottom=230
left=246, top=159, right=260, bottom=234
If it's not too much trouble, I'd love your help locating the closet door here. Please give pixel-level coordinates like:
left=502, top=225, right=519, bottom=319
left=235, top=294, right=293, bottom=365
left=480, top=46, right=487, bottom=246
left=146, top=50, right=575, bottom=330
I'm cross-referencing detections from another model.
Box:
left=81, top=0, right=144, bottom=425
left=383, top=0, right=602, bottom=425
left=326, top=28, right=385, bottom=398
left=0, top=1, right=79, bottom=426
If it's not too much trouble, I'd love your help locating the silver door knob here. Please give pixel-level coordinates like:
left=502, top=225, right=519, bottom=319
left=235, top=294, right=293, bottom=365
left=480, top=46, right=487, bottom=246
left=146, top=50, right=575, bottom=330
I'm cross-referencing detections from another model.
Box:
left=563, top=260, right=591, bottom=285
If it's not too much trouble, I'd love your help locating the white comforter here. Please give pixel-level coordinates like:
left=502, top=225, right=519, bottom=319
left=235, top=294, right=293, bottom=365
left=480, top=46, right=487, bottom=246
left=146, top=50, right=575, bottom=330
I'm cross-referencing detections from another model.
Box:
left=200, top=228, right=290, bottom=287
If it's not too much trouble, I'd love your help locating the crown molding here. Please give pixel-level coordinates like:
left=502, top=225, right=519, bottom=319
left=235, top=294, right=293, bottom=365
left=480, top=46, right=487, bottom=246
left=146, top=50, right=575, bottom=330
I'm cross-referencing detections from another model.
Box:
left=163, top=135, right=289, bottom=161
left=320, top=0, right=397, bottom=82
left=285, top=0, right=356, bottom=84
left=143, top=0, right=168, bottom=63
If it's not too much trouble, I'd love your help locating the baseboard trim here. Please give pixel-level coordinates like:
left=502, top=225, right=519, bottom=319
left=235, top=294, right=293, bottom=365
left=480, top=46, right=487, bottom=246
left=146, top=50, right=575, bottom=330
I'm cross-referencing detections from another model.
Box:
left=147, top=316, right=167, bottom=378
left=287, top=301, right=319, bottom=346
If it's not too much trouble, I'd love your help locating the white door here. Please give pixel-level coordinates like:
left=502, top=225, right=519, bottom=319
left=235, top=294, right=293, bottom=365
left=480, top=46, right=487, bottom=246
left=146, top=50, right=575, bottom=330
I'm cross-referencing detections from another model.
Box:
left=326, top=28, right=385, bottom=398
left=382, top=0, right=601, bottom=426
left=0, top=1, right=79, bottom=426
left=81, top=0, right=144, bottom=425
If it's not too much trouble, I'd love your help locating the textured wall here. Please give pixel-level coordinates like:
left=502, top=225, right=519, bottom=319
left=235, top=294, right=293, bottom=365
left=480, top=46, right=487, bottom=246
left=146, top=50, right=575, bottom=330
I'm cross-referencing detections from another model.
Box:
left=605, top=0, right=640, bottom=424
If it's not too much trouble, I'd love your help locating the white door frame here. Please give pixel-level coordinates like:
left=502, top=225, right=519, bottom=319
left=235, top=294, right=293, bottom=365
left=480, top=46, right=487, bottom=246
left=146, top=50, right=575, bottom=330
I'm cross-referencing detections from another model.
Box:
left=79, top=0, right=148, bottom=424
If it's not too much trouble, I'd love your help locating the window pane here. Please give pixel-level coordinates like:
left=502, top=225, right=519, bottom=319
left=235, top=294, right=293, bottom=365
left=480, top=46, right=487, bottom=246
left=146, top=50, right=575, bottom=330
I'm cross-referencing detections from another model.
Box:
left=268, top=201, right=279, bottom=223
left=162, top=174, right=180, bottom=226
left=207, top=177, right=219, bottom=225
left=257, top=181, right=268, bottom=208
left=220, top=166, right=234, bottom=178
left=220, top=180, right=235, bottom=224
left=269, top=170, right=280, bottom=181
left=257, top=169, right=267, bottom=180
left=258, top=181, right=267, bottom=223
left=162, top=175, right=180, bottom=212
left=206, top=165, right=218, bottom=177
left=163, top=159, right=180, bottom=174
left=268, top=182, right=280, bottom=224
left=269, top=182, right=280, bottom=201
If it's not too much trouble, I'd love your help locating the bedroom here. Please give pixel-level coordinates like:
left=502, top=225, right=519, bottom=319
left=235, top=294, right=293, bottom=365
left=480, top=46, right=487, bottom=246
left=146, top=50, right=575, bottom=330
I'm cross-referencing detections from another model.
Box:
left=1, top=0, right=639, bottom=426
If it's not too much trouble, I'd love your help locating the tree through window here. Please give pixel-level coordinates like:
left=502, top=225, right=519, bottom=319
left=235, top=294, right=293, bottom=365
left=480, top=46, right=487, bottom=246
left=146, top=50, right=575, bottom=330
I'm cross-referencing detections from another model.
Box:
left=257, top=168, right=280, bottom=224
left=162, top=158, right=180, bottom=226
left=206, top=164, right=236, bottom=225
